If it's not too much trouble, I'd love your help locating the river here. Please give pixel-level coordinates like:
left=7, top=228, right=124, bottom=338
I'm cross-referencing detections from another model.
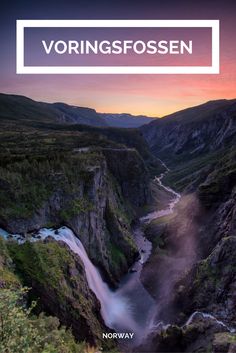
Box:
left=36, top=164, right=181, bottom=346
left=0, top=162, right=234, bottom=347
left=0, top=161, right=182, bottom=347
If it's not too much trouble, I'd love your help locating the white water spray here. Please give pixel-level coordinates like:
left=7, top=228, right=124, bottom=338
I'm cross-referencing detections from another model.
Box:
left=1, top=159, right=233, bottom=347
left=37, top=227, right=139, bottom=332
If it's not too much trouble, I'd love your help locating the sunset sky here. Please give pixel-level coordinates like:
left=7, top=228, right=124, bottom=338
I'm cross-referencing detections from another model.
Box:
left=0, top=0, right=236, bottom=117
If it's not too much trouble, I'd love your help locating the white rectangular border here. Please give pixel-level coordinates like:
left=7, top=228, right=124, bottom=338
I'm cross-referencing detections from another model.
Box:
left=16, top=19, right=220, bottom=74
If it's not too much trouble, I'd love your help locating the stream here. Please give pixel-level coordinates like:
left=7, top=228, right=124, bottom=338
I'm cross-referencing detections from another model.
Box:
left=38, top=162, right=181, bottom=347
left=36, top=164, right=182, bottom=346
left=0, top=161, right=182, bottom=346
left=1, top=161, right=234, bottom=348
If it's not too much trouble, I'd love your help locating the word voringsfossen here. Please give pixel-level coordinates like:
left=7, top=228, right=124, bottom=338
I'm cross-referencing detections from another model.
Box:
left=42, top=39, right=193, bottom=55
left=16, top=19, right=220, bottom=74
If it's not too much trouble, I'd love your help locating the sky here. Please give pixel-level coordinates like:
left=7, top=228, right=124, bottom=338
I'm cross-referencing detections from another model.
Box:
left=0, top=0, right=236, bottom=117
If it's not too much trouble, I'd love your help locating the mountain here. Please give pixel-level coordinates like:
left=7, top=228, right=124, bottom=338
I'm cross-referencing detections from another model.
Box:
left=0, top=92, right=156, bottom=349
left=52, top=102, right=108, bottom=127
left=141, top=99, right=236, bottom=192
left=1, top=93, right=236, bottom=352
left=139, top=98, right=236, bottom=352
left=0, top=93, right=60, bottom=123
left=141, top=99, right=236, bottom=166
left=0, top=93, right=154, bottom=128
left=100, top=113, right=154, bottom=128
left=0, top=93, right=108, bottom=127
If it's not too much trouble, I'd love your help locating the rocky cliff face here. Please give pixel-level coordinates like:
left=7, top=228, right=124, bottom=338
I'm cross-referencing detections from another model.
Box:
left=102, top=148, right=150, bottom=208
left=141, top=99, right=236, bottom=165
left=140, top=99, right=236, bottom=352
left=1, top=148, right=150, bottom=284
left=137, top=314, right=229, bottom=353
left=2, top=237, right=110, bottom=347
left=172, top=236, right=236, bottom=327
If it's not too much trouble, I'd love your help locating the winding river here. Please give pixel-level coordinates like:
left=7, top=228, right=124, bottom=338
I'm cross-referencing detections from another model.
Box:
left=0, top=161, right=182, bottom=346
left=36, top=165, right=181, bottom=345
left=1, top=162, right=233, bottom=347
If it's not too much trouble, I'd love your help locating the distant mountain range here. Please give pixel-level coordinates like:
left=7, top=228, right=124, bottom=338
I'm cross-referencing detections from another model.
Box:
left=100, top=113, right=154, bottom=128
left=1, top=92, right=236, bottom=352
left=0, top=93, right=155, bottom=128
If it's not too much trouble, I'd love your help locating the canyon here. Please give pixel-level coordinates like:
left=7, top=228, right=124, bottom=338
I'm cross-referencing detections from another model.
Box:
left=0, top=94, right=236, bottom=352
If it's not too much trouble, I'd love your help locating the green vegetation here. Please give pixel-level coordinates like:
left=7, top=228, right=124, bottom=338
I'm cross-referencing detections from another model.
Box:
left=0, top=237, right=110, bottom=350
left=143, top=214, right=172, bottom=250
left=0, top=149, right=102, bottom=220
left=0, top=237, right=21, bottom=288
left=105, top=198, right=137, bottom=274
left=194, top=258, right=220, bottom=290
left=0, top=288, right=87, bottom=353
left=0, top=93, right=153, bottom=351
left=198, top=147, right=236, bottom=207
left=0, top=94, right=154, bottom=224
left=213, top=332, right=236, bottom=346
left=162, top=149, right=220, bottom=191
left=109, top=242, right=127, bottom=271
left=7, top=241, right=75, bottom=291
left=0, top=238, right=101, bottom=352
left=60, top=198, right=94, bottom=221
left=162, top=144, right=236, bottom=211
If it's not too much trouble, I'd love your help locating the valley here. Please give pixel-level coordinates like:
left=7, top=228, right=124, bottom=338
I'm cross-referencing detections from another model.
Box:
left=0, top=94, right=236, bottom=353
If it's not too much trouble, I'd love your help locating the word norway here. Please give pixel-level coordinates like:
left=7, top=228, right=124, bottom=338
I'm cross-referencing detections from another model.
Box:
left=42, top=39, right=193, bottom=55
left=102, top=332, right=135, bottom=339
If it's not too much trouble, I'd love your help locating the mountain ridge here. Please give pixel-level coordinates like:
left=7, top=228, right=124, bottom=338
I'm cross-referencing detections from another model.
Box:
left=0, top=93, right=155, bottom=128
left=141, top=98, right=236, bottom=167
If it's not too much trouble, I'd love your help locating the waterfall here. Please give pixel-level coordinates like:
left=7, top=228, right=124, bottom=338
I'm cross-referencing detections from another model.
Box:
left=0, top=225, right=155, bottom=343
left=37, top=227, right=139, bottom=333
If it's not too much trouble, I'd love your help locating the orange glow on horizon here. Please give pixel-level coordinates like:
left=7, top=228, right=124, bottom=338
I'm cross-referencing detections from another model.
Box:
left=1, top=0, right=236, bottom=118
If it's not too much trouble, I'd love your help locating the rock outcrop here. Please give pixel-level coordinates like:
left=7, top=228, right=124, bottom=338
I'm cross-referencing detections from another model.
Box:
left=0, top=149, right=150, bottom=283
left=137, top=314, right=233, bottom=353
left=7, top=238, right=109, bottom=347
left=141, top=99, right=236, bottom=165
left=172, top=236, right=236, bottom=327
left=140, top=99, right=236, bottom=352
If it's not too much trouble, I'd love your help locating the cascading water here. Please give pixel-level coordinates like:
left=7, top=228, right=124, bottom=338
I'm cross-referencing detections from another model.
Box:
left=34, top=163, right=179, bottom=344
left=37, top=227, right=156, bottom=345
left=0, top=225, right=155, bottom=344
left=37, top=227, right=137, bottom=332
left=1, top=159, right=233, bottom=347
left=0, top=162, right=181, bottom=346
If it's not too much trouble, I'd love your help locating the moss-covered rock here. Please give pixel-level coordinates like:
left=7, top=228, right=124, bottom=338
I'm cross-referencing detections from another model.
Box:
left=7, top=238, right=110, bottom=347
left=138, top=315, right=229, bottom=353
left=0, top=148, right=145, bottom=283
left=171, top=236, right=236, bottom=328
left=0, top=237, right=21, bottom=289
left=212, top=332, right=236, bottom=353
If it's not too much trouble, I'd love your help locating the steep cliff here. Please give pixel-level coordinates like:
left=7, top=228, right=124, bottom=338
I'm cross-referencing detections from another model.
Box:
left=141, top=99, right=236, bottom=166
left=0, top=92, right=155, bottom=284
left=7, top=238, right=108, bottom=346
left=140, top=99, right=236, bottom=352
left=0, top=147, right=150, bottom=283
